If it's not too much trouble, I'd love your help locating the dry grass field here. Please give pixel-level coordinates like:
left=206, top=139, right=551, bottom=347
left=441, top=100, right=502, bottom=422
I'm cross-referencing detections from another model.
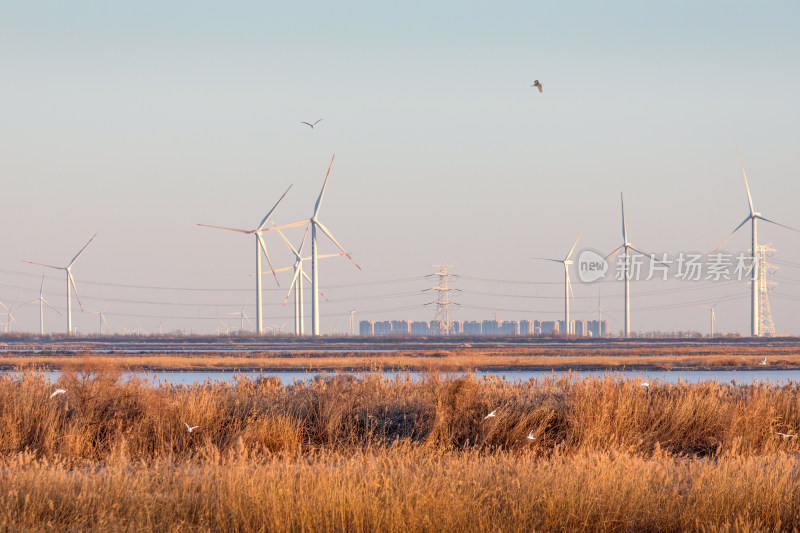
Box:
left=3, top=363, right=800, bottom=531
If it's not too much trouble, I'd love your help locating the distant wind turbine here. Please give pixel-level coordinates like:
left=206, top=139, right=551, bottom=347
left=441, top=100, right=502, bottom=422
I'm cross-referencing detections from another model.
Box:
left=537, top=231, right=582, bottom=335
left=23, top=234, right=97, bottom=335
left=605, top=194, right=656, bottom=338
left=262, top=156, right=360, bottom=336
left=227, top=301, right=253, bottom=333
left=84, top=305, right=109, bottom=335
left=198, top=185, right=292, bottom=335
left=697, top=303, right=719, bottom=338
left=712, top=148, right=799, bottom=337
left=0, top=302, right=17, bottom=334
left=21, top=273, right=61, bottom=335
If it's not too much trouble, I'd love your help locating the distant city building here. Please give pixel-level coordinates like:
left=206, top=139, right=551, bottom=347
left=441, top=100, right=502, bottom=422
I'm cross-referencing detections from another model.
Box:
left=359, top=320, right=374, bottom=336
left=520, top=320, right=534, bottom=335
left=482, top=320, right=500, bottom=335
left=463, top=321, right=482, bottom=334
left=451, top=321, right=462, bottom=334
left=540, top=321, right=559, bottom=335
left=587, top=319, right=608, bottom=338
left=500, top=321, right=519, bottom=335
left=374, top=321, right=392, bottom=336
left=574, top=320, right=588, bottom=337
left=410, top=321, right=430, bottom=335
left=391, top=320, right=410, bottom=334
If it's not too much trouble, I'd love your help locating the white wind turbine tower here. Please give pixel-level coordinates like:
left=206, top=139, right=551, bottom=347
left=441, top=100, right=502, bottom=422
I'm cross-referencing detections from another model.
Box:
left=697, top=303, right=719, bottom=337
left=537, top=231, right=582, bottom=335
left=23, top=234, right=97, bottom=335
left=21, top=273, right=61, bottom=335
left=0, top=303, right=16, bottom=334
left=198, top=185, right=292, bottom=336
left=713, top=149, right=798, bottom=337
left=266, top=225, right=342, bottom=335
left=264, top=156, right=360, bottom=336
left=605, top=194, right=654, bottom=338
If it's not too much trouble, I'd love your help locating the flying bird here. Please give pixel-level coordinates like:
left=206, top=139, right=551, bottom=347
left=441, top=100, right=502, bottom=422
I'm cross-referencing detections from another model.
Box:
left=49, top=389, right=66, bottom=399
left=759, top=357, right=767, bottom=366
left=526, top=430, right=536, bottom=440
left=183, top=421, right=200, bottom=433
left=776, top=432, right=796, bottom=439
left=531, top=80, right=543, bottom=93
left=484, top=410, right=497, bottom=420
left=301, top=119, right=323, bottom=129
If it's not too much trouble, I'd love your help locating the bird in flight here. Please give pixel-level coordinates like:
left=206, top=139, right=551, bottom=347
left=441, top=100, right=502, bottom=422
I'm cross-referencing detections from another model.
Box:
left=50, top=389, right=66, bottom=399
left=531, top=80, right=543, bottom=93
left=759, top=357, right=767, bottom=366
left=776, top=432, right=796, bottom=439
left=301, top=119, right=323, bottom=129
left=484, top=410, right=497, bottom=420
left=526, top=430, right=536, bottom=440
left=183, top=421, right=200, bottom=433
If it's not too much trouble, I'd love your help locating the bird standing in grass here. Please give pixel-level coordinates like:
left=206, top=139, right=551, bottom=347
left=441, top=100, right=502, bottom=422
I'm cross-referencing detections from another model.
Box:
left=531, top=80, right=543, bottom=93
left=640, top=382, right=650, bottom=393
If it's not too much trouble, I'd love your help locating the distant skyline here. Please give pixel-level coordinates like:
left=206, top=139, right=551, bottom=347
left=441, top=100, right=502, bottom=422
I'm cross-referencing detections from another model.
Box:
left=1, top=1, right=799, bottom=335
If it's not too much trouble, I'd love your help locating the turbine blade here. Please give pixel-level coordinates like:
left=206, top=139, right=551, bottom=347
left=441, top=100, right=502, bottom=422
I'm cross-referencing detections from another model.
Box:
left=67, top=233, right=98, bottom=268
left=565, top=230, right=583, bottom=261
left=258, top=220, right=309, bottom=233
left=197, top=224, right=251, bottom=234
left=756, top=215, right=800, bottom=233
left=313, top=155, right=335, bottom=218
left=68, top=272, right=84, bottom=311
left=272, top=220, right=303, bottom=258
left=737, top=147, right=755, bottom=216
left=711, top=215, right=752, bottom=255
left=603, top=245, right=625, bottom=261
left=315, top=220, right=361, bottom=269
left=283, top=266, right=302, bottom=306
left=316, top=253, right=346, bottom=260
left=22, top=261, right=62, bottom=270
left=620, top=193, right=627, bottom=243
left=256, top=233, right=280, bottom=287
left=44, top=299, right=62, bottom=315
left=256, top=184, right=293, bottom=231
left=251, top=265, right=295, bottom=276
left=567, top=275, right=575, bottom=300
left=533, top=257, right=564, bottom=264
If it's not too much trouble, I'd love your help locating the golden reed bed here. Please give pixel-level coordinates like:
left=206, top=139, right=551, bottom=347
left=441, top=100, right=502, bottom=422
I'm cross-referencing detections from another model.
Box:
left=2, top=365, right=800, bottom=531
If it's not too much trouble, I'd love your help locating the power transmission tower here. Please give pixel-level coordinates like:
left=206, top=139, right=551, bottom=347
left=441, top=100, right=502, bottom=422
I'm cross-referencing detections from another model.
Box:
left=757, top=243, right=778, bottom=337
left=430, top=265, right=456, bottom=335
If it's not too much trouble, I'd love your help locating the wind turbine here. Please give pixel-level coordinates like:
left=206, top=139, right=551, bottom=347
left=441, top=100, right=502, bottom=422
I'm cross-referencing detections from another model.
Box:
left=265, top=224, right=341, bottom=335
left=0, top=303, right=16, bottom=334
left=713, top=149, right=798, bottom=337
left=198, top=185, right=292, bottom=335
left=227, top=302, right=253, bottom=333
left=84, top=305, right=109, bottom=335
left=605, top=194, right=654, bottom=338
left=21, top=273, right=61, bottom=335
left=698, top=303, right=719, bottom=337
left=537, top=231, right=582, bottom=335
left=263, top=156, right=360, bottom=336
left=23, top=234, right=97, bottom=335
left=591, top=290, right=614, bottom=337
left=348, top=308, right=357, bottom=336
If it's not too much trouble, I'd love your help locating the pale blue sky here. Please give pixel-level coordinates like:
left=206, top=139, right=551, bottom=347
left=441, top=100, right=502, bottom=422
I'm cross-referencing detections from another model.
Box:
left=1, top=1, right=799, bottom=335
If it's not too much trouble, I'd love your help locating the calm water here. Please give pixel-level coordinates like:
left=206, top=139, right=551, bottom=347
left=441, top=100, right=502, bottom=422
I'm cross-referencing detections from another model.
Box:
left=5, top=369, right=800, bottom=386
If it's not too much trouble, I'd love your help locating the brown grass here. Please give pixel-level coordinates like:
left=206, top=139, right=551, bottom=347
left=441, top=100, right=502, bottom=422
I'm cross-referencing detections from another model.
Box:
left=3, top=365, right=800, bottom=530
left=2, top=344, right=800, bottom=372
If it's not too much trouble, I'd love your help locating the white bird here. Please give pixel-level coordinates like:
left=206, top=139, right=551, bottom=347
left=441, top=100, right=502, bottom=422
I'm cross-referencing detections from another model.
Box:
left=776, top=432, right=796, bottom=439
left=526, top=430, right=535, bottom=440
left=49, top=389, right=66, bottom=399
left=531, top=80, right=543, bottom=93
left=183, top=421, right=200, bottom=433
left=759, top=357, right=767, bottom=366
left=641, top=382, right=650, bottom=393
left=484, top=410, right=497, bottom=420
left=301, top=119, right=323, bottom=129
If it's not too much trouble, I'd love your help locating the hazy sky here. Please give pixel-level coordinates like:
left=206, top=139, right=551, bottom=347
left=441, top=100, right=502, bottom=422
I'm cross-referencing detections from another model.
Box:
left=1, top=1, right=799, bottom=335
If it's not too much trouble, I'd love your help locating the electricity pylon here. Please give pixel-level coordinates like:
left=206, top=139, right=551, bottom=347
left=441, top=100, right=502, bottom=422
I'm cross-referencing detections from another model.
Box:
left=430, top=265, right=456, bottom=335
